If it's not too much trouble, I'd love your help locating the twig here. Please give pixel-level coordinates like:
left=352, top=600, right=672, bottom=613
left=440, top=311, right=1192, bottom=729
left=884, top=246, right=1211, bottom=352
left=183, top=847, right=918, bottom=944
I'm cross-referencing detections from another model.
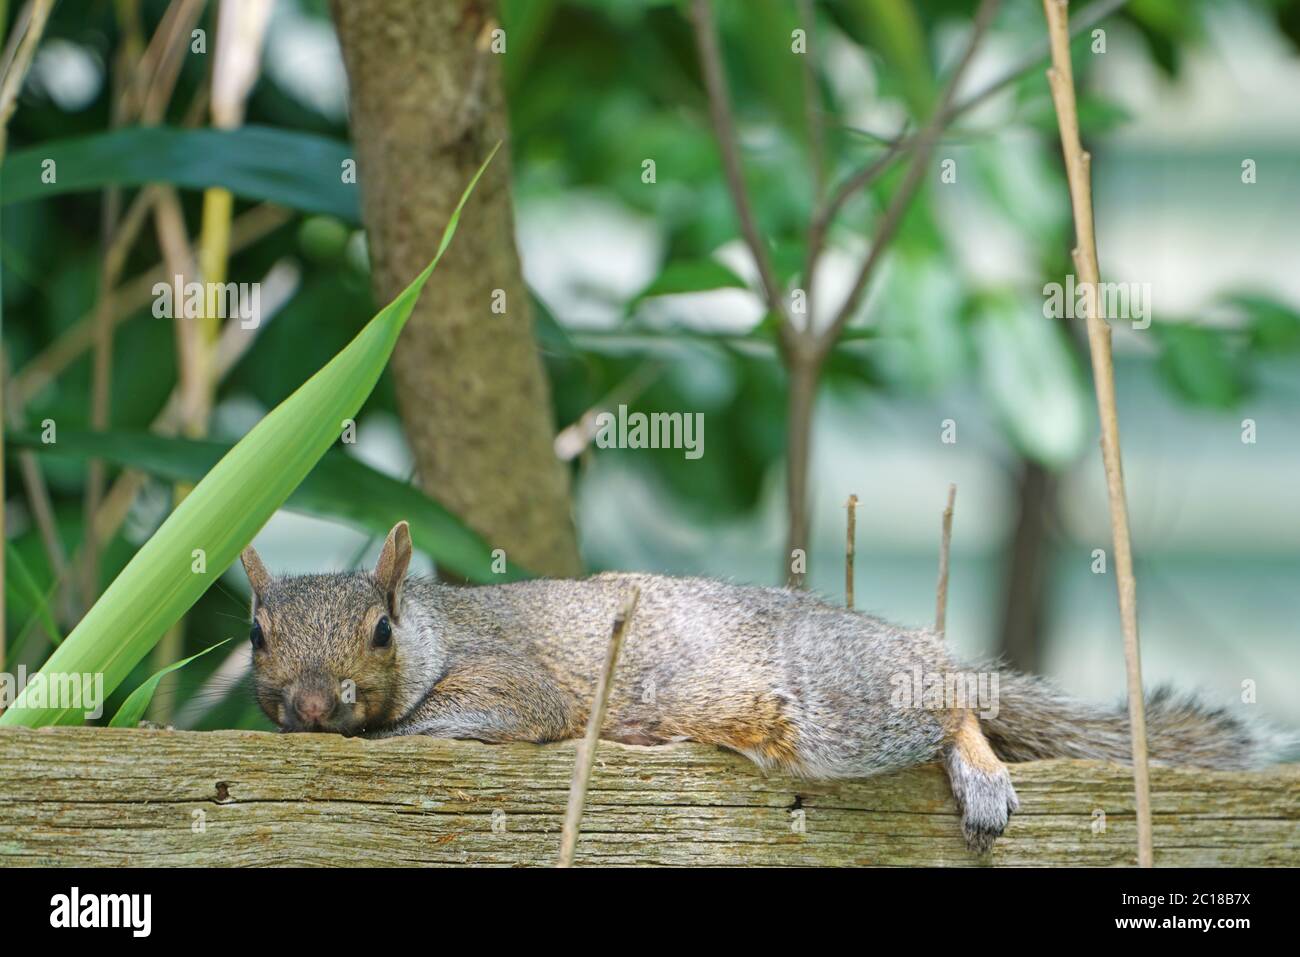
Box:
left=690, top=0, right=1001, bottom=587
left=795, top=0, right=825, bottom=202
left=80, top=185, right=165, bottom=606
left=951, top=0, right=1126, bottom=125
left=935, top=483, right=956, bottom=636
left=16, top=267, right=278, bottom=654
left=9, top=204, right=290, bottom=405
left=0, top=0, right=56, bottom=680
left=805, top=0, right=1129, bottom=298
left=554, top=360, right=664, bottom=463
left=0, top=2, right=35, bottom=83
left=815, top=0, right=1000, bottom=361
left=844, top=494, right=857, bottom=609
left=688, top=0, right=794, bottom=353
left=154, top=187, right=207, bottom=433
left=1040, top=0, right=1152, bottom=868
left=149, top=184, right=201, bottom=722
left=557, top=588, right=640, bottom=867
left=804, top=131, right=907, bottom=305
left=2, top=351, right=70, bottom=600
left=825, top=0, right=1129, bottom=149
left=84, top=0, right=160, bottom=607
left=0, top=0, right=52, bottom=133
left=137, top=0, right=206, bottom=125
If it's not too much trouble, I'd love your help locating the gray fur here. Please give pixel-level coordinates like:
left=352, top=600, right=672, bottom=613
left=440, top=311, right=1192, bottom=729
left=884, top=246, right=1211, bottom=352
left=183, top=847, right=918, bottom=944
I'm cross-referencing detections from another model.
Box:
left=247, top=565, right=1291, bottom=851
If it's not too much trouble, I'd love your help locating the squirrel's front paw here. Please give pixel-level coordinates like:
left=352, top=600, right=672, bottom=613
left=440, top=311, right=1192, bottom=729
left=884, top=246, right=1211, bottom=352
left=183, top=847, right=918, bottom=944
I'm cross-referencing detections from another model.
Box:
left=945, top=748, right=1020, bottom=854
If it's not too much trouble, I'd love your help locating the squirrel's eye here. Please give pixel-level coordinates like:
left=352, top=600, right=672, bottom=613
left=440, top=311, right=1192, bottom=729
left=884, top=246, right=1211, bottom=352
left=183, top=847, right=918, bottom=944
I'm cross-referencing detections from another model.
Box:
left=372, top=615, right=392, bottom=648
left=250, top=621, right=265, bottom=651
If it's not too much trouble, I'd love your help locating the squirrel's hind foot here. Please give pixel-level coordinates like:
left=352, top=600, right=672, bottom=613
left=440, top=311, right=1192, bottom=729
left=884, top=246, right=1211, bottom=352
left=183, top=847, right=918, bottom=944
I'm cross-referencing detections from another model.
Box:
left=945, top=711, right=1020, bottom=854
left=948, top=756, right=1019, bottom=853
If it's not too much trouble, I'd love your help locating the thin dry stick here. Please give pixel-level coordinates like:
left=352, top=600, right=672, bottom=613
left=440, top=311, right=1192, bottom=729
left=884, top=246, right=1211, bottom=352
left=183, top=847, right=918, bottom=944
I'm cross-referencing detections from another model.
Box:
left=154, top=188, right=206, bottom=433
left=137, top=0, right=206, bottom=125
left=2, top=352, right=70, bottom=590
left=0, top=0, right=57, bottom=677
left=557, top=588, right=640, bottom=868
left=89, top=302, right=270, bottom=551
left=553, top=360, right=664, bottom=463
left=84, top=0, right=154, bottom=606
left=27, top=282, right=276, bottom=644
left=10, top=204, right=291, bottom=405
left=149, top=186, right=201, bottom=722
left=0, top=2, right=35, bottom=81
left=81, top=185, right=163, bottom=605
left=688, top=0, right=794, bottom=352
left=1041, top=0, right=1152, bottom=868
left=83, top=0, right=207, bottom=609
left=935, top=483, right=956, bottom=636
left=0, top=0, right=53, bottom=133
left=844, top=494, right=857, bottom=609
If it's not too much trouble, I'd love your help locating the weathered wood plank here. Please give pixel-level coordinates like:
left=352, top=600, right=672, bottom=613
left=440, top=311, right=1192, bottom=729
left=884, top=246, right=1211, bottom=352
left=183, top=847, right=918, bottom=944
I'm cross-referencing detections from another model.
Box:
left=0, top=727, right=1295, bottom=866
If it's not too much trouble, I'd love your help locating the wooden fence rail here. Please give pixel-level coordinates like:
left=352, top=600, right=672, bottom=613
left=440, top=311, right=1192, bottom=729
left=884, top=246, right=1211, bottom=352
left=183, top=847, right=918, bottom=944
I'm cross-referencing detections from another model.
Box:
left=0, top=727, right=1295, bottom=866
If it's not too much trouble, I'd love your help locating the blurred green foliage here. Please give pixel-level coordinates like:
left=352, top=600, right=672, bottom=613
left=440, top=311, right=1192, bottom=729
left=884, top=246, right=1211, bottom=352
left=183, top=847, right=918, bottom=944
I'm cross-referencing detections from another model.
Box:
left=3, top=0, right=1299, bottom=729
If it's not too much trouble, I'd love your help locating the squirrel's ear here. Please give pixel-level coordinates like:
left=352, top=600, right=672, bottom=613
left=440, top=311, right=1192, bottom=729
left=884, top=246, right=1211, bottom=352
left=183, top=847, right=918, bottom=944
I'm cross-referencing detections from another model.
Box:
left=240, top=545, right=272, bottom=602
left=375, top=521, right=412, bottom=618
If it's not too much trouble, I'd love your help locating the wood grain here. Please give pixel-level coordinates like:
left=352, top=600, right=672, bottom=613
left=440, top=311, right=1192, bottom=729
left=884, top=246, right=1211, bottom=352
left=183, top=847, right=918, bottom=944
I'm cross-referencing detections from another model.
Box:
left=0, top=728, right=1294, bottom=866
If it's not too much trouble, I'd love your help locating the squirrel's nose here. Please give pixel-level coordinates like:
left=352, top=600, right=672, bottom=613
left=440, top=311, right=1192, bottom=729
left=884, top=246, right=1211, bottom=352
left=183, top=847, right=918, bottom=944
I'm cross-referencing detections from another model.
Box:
left=291, top=688, right=337, bottom=726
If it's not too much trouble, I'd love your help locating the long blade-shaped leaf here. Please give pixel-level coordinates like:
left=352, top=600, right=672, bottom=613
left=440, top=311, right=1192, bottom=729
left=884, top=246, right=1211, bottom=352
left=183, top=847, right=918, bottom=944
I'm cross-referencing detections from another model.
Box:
left=0, top=144, right=500, bottom=728
left=1, top=126, right=359, bottom=220
left=108, top=640, right=231, bottom=728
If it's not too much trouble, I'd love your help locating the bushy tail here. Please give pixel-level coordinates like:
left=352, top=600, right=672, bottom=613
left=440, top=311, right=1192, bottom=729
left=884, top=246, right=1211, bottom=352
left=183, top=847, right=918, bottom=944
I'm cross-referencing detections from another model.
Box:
left=979, top=673, right=1295, bottom=770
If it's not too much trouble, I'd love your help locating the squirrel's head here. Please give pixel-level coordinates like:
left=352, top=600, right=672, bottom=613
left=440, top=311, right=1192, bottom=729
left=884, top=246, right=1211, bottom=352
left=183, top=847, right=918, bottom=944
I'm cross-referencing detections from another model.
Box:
left=240, top=521, right=415, bottom=735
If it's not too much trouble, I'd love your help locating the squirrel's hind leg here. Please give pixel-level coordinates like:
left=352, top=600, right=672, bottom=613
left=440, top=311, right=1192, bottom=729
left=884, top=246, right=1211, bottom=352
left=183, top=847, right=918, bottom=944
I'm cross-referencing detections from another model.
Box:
left=944, top=710, right=1019, bottom=853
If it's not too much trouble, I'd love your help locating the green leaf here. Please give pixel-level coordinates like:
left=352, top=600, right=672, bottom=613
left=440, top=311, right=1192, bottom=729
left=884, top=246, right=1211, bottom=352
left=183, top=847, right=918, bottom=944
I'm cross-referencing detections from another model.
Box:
left=0, top=144, right=499, bottom=729
left=9, top=429, right=524, bottom=584
left=1, top=126, right=360, bottom=221
left=530, top=292, right=577, bottom=358
left=630, top=259, right=748, bottom=307
left=841, top=0, right=933, bottom=118
left=3, top=543, right=62, bottom=647
left=728, top=0, right=808, bottom=143
left=1153, top=322, right=1249, bottom=408
left=1230, top=294, right=1300, bottom=355
left=109, top=640, right=231, bottom=728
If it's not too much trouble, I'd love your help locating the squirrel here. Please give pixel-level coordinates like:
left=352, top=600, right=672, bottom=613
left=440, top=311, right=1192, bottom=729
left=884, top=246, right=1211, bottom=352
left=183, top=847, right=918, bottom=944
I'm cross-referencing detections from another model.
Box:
left=239, top=520, right=1289, bottom=852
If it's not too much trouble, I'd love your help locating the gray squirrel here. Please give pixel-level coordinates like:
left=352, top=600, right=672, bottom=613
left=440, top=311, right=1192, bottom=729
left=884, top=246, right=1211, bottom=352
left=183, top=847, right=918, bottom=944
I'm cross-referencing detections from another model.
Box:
left=240, top=520, right=1286, bottom=852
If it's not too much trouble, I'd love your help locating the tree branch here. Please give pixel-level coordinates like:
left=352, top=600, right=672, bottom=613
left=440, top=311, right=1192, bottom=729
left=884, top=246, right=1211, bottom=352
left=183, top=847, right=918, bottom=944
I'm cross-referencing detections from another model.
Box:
left=689, top=0, right=795, bottom=351
left=806, top=0, right=1129, bottom=299
left=815, top=0, right=1001, bottom=362
left=796, top=0, right=825, bottom=203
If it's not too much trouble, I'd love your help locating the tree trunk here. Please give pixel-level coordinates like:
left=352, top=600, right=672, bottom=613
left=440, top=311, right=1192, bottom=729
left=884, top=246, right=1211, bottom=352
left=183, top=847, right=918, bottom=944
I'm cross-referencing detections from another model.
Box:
left=331, top=0, right=582, bottom=579
left=784, top=358, right=818, bottom=588
left=996, top=459, right=1057, bottom=672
